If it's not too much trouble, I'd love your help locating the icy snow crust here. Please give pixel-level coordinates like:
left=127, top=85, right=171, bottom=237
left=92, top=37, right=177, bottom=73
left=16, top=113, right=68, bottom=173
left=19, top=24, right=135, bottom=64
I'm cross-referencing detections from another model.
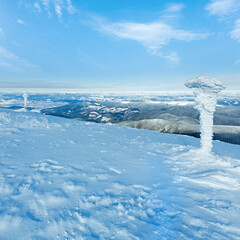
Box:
left=0, top=109, right=240, bottom=239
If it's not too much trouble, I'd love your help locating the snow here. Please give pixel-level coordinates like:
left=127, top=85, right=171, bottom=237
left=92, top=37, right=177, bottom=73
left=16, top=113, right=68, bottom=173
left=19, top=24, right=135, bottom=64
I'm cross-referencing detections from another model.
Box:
left=185, top=76, right=225, bottom=153
left=23, top=92, right=28, bottom=109
left=185, top=76, right=225, bottom=94
left=0, top=108, right=240, bottom=239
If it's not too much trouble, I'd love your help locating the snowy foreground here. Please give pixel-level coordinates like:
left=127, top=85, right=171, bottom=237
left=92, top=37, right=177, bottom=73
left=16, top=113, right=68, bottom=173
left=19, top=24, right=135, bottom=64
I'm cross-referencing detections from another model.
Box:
left=0, top=109, right=240, bottom=240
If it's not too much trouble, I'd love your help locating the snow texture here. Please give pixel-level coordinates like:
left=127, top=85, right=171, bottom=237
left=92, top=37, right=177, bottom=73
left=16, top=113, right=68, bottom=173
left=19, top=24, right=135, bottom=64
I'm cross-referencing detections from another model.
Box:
left=23, top=92, right=28, bottom=110
left=185, top=76, right=225, bottom=153
left=0, top=109, right=240, bottom=239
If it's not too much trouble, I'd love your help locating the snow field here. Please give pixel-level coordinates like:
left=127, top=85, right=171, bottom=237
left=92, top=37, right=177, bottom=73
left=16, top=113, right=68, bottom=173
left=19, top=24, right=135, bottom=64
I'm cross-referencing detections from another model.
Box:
left=0, top=109, right=240, bottom=239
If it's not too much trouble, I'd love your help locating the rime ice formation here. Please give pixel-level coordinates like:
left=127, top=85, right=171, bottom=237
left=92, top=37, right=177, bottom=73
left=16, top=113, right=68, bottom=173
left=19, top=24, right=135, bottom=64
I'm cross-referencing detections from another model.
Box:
left=23, top=92, right=28, bottom=109
left=185, top=76, right=225, bottom=153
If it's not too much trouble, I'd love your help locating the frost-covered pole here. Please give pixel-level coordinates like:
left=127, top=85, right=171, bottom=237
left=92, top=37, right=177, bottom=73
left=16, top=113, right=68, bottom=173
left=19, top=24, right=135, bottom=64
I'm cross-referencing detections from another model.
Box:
left=185, top=76, right=225, bottom=153
left=23, top=92, right=28, bottom=110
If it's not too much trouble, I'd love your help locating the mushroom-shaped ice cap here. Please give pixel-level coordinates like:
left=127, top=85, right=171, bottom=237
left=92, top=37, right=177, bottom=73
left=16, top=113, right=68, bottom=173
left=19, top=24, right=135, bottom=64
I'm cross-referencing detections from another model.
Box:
left=185, top=76, right=225, bottom=94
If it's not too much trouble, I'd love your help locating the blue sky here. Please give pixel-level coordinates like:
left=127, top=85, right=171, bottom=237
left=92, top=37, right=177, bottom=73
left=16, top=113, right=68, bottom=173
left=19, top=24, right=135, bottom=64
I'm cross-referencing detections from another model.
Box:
left=0, top=0, right=240, bottom=90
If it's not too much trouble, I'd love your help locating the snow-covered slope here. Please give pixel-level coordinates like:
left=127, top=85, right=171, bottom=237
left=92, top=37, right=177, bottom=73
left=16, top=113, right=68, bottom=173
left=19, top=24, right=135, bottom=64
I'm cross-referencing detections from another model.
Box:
left=118, top=118, right=240, bottom=144
left=0, top=109, right=240, bottom=240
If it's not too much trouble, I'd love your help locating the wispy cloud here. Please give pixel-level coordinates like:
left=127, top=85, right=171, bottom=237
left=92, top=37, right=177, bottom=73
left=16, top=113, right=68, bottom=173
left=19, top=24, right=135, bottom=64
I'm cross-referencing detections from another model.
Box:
left=206, top=0, right=240, bottom=46
left=160, top=3, right=185, bottom=22
left=0, top=46, right=40, bottom=72
left=55, top=4, right=62, bottom=18
left=165, top=3, right=185, bottom=13
left=205, top=0, right=240, bottom=73
left=17, top=19, right=25, bottom=25
left=33, top=2, right=42, bottom=12
left=230, top=19, right=240, bottom=41
left=41, top=0, right=50, bottom=12
left=206, top=0, right=240, bottom=17
left=25, top=0, right=75, bottom=17
left=91, top=17, right=208, bottom=64
left=163, top=52, right=180, bottom=65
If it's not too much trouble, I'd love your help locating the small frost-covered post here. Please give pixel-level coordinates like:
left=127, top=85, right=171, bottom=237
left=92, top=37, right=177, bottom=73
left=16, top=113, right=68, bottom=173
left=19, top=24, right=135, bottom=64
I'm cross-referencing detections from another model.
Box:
left=23, top=92, right=28, bottom=110
left=185, top=76, right=225, bottom=154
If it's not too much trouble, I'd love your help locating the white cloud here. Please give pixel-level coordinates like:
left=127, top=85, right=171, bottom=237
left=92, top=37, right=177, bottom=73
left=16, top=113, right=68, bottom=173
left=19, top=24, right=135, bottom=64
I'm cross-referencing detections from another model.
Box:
left=93, top=18, right=208, bottom=63
left=24, top=0, right=75, bottom=18
left=230, top=19, right=240, bottom=41
left=206, top=1, right=240, bottom=44
left=55, top=4, right=62, bottom=18
left=41, top=0, right=50, bottom=11
left=33, top=2, right=42, bottom=12
left=164, top=52, right=180, bottom=64
left=0, top=46, right=40, bottom=72
left=165, top=3, right=185, bottom=13
left=160, top=3, right=185, bottom=22
left=206, top=0, right=240, bottom=17
left=17, top=19, right=25, bottom=25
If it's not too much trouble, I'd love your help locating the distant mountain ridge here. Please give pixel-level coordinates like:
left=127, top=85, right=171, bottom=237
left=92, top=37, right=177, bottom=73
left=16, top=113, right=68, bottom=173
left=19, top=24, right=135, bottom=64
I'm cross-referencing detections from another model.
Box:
left=41, top=101, right=240, bottom=145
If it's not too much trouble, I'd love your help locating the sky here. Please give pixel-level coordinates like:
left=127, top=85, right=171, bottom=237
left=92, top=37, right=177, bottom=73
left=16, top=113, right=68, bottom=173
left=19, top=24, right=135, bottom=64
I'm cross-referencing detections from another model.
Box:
left=0, top=0, right=240, bottom=91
